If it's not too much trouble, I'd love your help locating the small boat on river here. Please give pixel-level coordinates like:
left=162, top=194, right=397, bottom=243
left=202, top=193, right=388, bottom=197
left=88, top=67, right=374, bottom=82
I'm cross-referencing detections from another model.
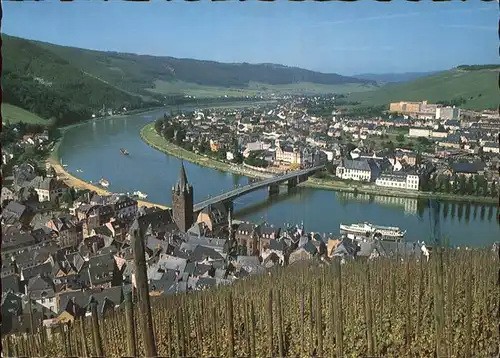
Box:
left=132, top=191, right=148, bottom=199
left=120, top=148, right=129, bottom=156
left=99, top=178, right=110, bottom=188
left=340, top=222, right=405, bottom=241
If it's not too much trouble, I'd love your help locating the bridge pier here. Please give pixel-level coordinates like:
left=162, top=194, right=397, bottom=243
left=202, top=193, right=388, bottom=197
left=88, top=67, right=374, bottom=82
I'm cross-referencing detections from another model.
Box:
left=193, top=166, right=324, bottom=212
left=268, top=183, right=280, bottom=196
left=298, top=174, right=307, bottom=183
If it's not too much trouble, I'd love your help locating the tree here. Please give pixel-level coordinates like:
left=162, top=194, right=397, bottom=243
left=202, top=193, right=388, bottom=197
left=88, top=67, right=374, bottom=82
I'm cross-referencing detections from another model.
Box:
left=325, top=162, right=335, bottom=175
left=458, top=175, right=467, bottom=195
left=154, top=119, right=164, bottom=134
left=451, top=177, right=459, bottom=194
left=491, top=181, right=498, bottom=198
left=466, top=176, right=475, bottom=195
left=396, top=134, right=405, bottom=143
left=175, top=128, right=186, bottom=145
left=383, top=141, right=395, bottom=153
left=61, top=191, right=73, bottom=206
left=163, top=126, right=175, bottom=140
left=481, top=179, right=489, bottom=197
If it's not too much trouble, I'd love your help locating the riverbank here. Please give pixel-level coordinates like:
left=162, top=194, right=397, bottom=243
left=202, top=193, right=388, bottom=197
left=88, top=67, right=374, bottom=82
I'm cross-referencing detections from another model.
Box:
left=46, top=155, right=169, bottom=209
left=47, top=100, right=273, bottom=208
left=307, top=177, right=498, bottom=204
left=141, top=123, right=498, bottom=205
left=47, top=111, right=169, bottom=209
left=140, top=123, right=273, bottom=180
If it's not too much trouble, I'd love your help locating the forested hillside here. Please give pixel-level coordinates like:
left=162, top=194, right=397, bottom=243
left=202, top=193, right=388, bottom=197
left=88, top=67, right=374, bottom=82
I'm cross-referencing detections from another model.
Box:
left=29, top=36, right=376, bottom=95
left=2, top=35, right=158, bottom=127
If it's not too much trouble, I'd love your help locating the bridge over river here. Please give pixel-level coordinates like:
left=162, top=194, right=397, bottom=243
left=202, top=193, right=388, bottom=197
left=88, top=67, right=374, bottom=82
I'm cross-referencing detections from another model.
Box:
left=193, top=165, right=324, bottom=212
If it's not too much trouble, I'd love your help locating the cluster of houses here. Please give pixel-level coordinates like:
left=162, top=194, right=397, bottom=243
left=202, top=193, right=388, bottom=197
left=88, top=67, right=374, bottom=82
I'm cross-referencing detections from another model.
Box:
left=1, top=161, right=424, bottom=337
left=158, top=98, right=498, bottom=192
left=2, top=130, right=52, bottom=168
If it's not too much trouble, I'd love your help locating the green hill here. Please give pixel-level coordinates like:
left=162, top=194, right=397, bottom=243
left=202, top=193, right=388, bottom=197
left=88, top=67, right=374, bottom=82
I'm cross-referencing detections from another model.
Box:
left=347, top=67, right=499, bottom=110
left=26, top=36, right=377, bottom=96
left=2, top=35, right=158, bottom=127
left=1, top=103, right=49, bottom=125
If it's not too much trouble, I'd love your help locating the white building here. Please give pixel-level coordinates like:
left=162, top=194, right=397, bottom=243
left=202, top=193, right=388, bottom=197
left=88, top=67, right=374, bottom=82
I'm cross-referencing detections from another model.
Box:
left=436, top=107, right=460, bottom=120
left=275, top=140, right=302, bottom=165
left=335, top=159, right=379, bottom=182
left=243, top=141, right=270, bottom=158
left=482, top=141, right=499, bottom=154
left=409, top=127, right=432, bottom=138
left=321, top=149, right=334, bottom=161
left=375, top=172, right=420, bottom=191
left=30, top=176, right=69, bottom=203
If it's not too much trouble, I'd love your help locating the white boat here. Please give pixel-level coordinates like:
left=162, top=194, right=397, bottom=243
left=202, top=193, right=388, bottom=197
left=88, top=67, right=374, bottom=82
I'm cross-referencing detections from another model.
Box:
left=99, top=178, right=110, bottom=188
left=340, top=222, right=405, bottom=241
left=133, top=191, right=148, bottom=199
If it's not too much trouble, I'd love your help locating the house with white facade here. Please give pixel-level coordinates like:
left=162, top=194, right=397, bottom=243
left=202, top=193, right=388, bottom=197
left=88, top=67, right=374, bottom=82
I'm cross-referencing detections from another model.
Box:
left=335, top=158, right=380, bottom=182
left=409, top=127, right=432, bottom=138
left=30, top=176, right=69, bottom=203
left=482, top=141, right=499, bottom=154
left=243, top=141, right=270, bottom=158
left=375, top=172, right=420, bottom=191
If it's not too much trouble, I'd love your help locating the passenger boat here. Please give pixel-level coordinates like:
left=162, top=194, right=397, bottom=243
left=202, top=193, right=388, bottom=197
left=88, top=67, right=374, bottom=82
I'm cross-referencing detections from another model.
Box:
left=340, top=222, right=405, bottom=241
left=132, top=191, right=148, bottom=199
left=99, top=178, right=110, bottom=188
left=120, top=148, right=129, bottom=156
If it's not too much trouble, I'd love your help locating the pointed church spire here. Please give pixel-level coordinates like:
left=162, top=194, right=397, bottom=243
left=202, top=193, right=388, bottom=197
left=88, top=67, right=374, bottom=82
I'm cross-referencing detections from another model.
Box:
left=177, top=161, right=189, bottom=192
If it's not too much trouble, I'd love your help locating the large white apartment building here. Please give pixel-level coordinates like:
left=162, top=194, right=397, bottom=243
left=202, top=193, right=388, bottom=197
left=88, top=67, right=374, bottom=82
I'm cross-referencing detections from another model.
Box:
left=335, top=158, right=379, bottom=182
left=375, top=172, right=420, bottom=191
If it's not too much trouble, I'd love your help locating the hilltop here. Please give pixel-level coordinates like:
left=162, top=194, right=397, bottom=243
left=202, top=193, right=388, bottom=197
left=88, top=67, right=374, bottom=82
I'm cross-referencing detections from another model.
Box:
left=2, top=35, right=157, bottom=127
left=3, top=34, right=497, bottom=126
left=11, top=35, right=377, bottom=97
left=352, top=71, right=439, bottom=84
left=347, top=66, right=499, bottom=110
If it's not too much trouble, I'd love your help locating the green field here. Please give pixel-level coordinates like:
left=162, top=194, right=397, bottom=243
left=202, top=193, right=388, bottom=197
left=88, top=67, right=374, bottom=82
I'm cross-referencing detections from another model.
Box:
left=1, top=103, right=50, bottom=125
left=347, top=68, right=498, bottom=110
left=148, top=80, right=377, bottom=97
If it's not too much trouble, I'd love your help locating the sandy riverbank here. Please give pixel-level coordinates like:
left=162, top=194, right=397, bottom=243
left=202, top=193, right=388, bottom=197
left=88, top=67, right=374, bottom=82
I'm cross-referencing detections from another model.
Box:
left=46, top=152, right=168, bottom=210
left=141, top=123, right=498, bottom=205
left=45, top=101, right=274, bottom=210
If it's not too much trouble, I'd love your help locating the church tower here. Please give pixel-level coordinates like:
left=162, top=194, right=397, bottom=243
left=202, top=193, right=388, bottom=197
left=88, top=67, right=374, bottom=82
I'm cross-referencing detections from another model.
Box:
left=172, top=162, right=194, bottom=232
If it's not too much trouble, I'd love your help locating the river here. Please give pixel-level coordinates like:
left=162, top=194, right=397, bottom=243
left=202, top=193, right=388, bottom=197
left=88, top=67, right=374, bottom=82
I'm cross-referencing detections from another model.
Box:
left=58, top=108, right=499, bottom=248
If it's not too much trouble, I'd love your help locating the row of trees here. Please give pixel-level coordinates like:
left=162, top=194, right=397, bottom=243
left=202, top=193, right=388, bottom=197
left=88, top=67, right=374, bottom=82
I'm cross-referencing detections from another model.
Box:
left=422, top=174, right=497, bottom=198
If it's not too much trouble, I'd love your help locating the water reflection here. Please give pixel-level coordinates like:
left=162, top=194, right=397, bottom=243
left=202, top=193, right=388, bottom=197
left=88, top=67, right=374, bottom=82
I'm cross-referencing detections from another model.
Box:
left=330, top=192, right=498, bottom=225
left=59, top=108, right=500, bottom=248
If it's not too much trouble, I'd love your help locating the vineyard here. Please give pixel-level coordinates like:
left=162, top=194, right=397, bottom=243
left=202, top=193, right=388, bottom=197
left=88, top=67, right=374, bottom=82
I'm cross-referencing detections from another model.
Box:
left=2, top=248, right=498, bottom=357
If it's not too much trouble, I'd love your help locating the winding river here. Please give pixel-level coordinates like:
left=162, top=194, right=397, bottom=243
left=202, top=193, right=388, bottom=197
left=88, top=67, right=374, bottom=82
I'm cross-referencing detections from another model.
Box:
left=58, top=108, right=499, bottom=247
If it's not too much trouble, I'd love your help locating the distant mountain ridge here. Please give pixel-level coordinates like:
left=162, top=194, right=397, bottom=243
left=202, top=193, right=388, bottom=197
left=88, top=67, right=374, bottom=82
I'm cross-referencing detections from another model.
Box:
left=348, top=67, right=499, bottom=110
left=2, top=35, right=376, bottom=96
left=353, top=71, right=440, bottom=83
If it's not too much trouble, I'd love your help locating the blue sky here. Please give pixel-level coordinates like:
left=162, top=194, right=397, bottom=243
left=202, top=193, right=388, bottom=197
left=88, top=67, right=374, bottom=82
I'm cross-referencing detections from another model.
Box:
left=3, top=0, right=498, bottom=75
